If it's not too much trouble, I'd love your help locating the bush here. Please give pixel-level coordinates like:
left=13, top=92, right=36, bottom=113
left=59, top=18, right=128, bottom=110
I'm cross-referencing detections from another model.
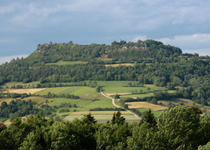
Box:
left=59, top=109, right=70, bottom=113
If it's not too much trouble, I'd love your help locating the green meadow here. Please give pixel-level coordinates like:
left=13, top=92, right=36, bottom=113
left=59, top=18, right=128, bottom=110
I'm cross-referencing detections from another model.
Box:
left=3, top=81, right=40, bottom=88
left=97, top=81, right=166, bottom=94
left=63, top=111, right=140, bottom=123
left=46, top=60, right=87, bottom=65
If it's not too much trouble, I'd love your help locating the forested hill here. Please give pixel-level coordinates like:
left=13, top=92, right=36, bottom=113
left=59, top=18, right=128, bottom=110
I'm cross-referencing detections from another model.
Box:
left=1, top=39, right=210, bottom=105
left=25, top=39, right=182, bottom=65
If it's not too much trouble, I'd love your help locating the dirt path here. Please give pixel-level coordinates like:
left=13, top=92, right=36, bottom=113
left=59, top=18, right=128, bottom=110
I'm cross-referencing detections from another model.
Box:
left=100, top=89, right=140, bottom=119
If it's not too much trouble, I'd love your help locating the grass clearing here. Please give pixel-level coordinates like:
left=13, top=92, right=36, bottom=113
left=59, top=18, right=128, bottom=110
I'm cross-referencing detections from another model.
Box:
left=3, top=81, right=40, bottom=88
left=105, top=63, right=134, bottom=67
left=3, top=119, right=11, bottom=127
left=46, top=60, right=87, bottom=65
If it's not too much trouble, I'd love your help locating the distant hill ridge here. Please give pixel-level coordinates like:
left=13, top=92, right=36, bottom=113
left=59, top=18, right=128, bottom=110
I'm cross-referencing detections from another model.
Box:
left=24, top=39, right=182, bottom=65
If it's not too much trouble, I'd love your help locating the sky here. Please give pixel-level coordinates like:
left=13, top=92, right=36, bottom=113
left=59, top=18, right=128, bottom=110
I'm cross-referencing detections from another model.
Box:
left=0, top=0, right=210, bottom=64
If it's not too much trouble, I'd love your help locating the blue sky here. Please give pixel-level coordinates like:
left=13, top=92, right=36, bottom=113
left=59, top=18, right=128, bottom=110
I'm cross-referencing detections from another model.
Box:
left=0, top=0, right=210, bottom=64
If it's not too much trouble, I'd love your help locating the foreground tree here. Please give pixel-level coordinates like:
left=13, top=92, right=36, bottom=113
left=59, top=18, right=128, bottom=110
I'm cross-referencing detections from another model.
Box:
left=156, top=106, right=202, bottom=149
left=140, top=108, right=157, bottom=128
left=111, top=111, right=125, bottom=126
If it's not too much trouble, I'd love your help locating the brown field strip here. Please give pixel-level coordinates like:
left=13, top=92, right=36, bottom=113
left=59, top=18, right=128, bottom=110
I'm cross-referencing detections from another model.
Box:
left=0, top=98, right=13, bottom=104
left=105, top=93, right=131, bottom=96
left=105, top=63, right=133, bottom=67
left=3, top=88, right=45, bottom=94
left=125, top=102, right=168, bottom=111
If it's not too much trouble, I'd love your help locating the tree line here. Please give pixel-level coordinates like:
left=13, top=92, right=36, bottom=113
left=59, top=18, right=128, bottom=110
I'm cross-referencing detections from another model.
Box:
left=1, top=106, right=210, bottom=149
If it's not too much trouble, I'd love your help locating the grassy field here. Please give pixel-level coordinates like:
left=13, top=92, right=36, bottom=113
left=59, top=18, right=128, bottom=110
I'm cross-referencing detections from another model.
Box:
left=97, top=81, right=166, bottom=94
left=36, top=86, right=96, bottom=95
left=35, top=86, right=104, bottom=100
left=63, top=111, right=140, bottom=123
left=3, top=81, right=40, bottom=88
left=48, top=97, right=115, bottom=114
left=46, top=60, right=87, bottom=65
left=22, top=96, right=53, bottom=104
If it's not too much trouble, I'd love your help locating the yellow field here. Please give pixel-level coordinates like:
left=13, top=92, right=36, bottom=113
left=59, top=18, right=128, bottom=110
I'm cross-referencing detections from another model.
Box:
left=0, top=98, right=13, bottom=104
left=3, top=88, right=45, bottom=94
left=125, top=102, right=168, bottom=111
left=105, top=63, right=134, bottom=67
left=105, top=93, right=131, bottom=96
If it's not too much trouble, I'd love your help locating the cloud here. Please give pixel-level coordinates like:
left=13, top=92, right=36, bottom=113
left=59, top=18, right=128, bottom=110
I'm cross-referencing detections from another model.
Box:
left=133, top=35, right=147, bottom=42
left=183, top=48, right=210, bottom=56
left=133, top=34, right=210, bottom=56
left=2, top=0, right=209, bottom=32
left=157, top=34, right=210, bottom=49
left=0, top=39, right=14, bottom=43
left=0, top=4, right=16, bottom=14
left=0, top=54, right=28, bottom=65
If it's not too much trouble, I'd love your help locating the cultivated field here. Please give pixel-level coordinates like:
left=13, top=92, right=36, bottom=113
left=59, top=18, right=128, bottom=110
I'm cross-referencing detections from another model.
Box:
left=98, top=81, right=167, bottom=97
left=120, top=93, right=154, bottom=98
left=159, top=98, right=210, bottom=114
left=0, top=98, right=13, bottom=104
left=125, top=101, right=168, bottom=111
left=3, top=88, right=45, bottom=94
left=1, top=81, right=204, bottom=124
left=63, top=111, right=140, bottom=123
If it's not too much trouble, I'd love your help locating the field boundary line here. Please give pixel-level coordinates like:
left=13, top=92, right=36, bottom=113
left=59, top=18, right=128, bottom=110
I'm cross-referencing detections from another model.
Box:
left=100, top=89, right=140, bottom=119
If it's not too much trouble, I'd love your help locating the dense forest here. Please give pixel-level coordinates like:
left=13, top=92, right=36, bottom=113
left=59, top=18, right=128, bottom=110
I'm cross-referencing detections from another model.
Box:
left=1, top=106, right=210, bottom=150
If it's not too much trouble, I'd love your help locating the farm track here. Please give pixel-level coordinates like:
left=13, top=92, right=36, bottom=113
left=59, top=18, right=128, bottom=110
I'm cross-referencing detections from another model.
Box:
left=100, top=89, right=141, bottom=119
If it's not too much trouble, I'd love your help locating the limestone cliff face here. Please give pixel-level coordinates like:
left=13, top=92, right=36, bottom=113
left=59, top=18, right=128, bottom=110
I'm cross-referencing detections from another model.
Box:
left=36, top=43, right=50, bottom=53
